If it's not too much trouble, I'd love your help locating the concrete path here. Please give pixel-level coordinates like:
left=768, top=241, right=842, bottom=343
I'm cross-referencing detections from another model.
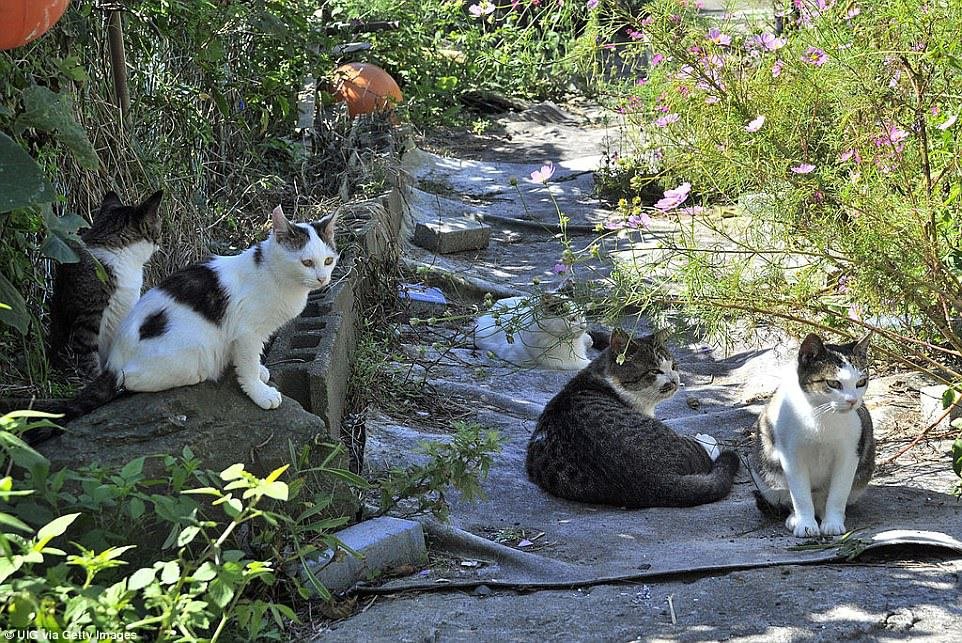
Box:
left=310, top=103, right=962, bottom=640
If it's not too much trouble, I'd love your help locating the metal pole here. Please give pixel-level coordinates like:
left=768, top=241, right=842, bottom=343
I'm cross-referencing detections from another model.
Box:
left=107, top=10, right=130, bottom=125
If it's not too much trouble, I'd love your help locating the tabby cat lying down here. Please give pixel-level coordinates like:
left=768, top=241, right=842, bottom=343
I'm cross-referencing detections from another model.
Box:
left=526, top=329, right=739, bottom=508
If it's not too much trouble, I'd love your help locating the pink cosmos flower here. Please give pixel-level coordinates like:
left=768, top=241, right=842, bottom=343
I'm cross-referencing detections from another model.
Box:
left=874, top=124, right=909, bottom=152
left=641, top=15, right=654, bottom=26
left=838, top=149, right=861, bottom=163
left=745, top=115, right=765, bottom=133
left=468, top=1, right=496, bottom=17
left=651, top=53, right=665, bottom=66
left=754, top=32, right=786, bottom=51
left=604, top=219, right=625, bottom=231
left=530, top=162, right=556, bottom=183
left=677, top=85, right=691, bottom=97
left=705, top=95, right=720, bottom=105
left=669, top=14, right=681, bottom=24
left=772, top=60, right=785, bottom=78
left=846, top=5, right=860, bottom=18
left=791, top=163, right=816, bottom=174
left=468, top=0, right=494, bottom=18
left=586, top=0, right=599, bottom=9
left=627, top=213, right=652, bottom=228
left=552, top=262, right=568, bottom=275
left=655, top=182, right=692, bottom=211
left=627, top=29, right=644, bottom=40
left=707, top=28, right=732, bottom=46
left=636, top=77, right=648, bottom=86
left=938, top=114, right=958, bottom=131
left=654, top=113, right=680, bottom=128
left=802, top=47, right=829, bottom=66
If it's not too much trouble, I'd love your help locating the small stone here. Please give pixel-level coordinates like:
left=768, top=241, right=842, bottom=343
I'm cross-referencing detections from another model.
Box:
left=473, top=584, right=493, bottom=596
left=686, top=396, right=701, bottom=410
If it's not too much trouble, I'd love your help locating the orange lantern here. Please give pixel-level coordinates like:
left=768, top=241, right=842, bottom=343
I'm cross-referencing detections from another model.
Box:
left=332, top=63, right=403, bottom=118
left=0, top=0, right=71, bottom=50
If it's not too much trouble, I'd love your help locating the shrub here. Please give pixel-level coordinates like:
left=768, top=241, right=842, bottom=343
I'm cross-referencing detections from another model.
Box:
left=598, top=0, right=962, bottom=377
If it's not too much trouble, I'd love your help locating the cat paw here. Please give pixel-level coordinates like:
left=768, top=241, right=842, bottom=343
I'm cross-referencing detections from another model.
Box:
left=786, top=513, right=819, bottom=538
left=258, top=364, right=271, bottom=384
left=820, top=515, right=847, bottom=536
left=694, top=433, right=720, bottom=461
left=246, top=383, right=282, bottom=410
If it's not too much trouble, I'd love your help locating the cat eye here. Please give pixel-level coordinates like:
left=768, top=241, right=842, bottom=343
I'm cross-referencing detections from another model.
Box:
left=825, top=379, right=842, bottom=389
left=856, top=378, right=867, bottom=387
left=301, top=259, right=314, bottom=268
left=648, top=369, right=664, bottom=376
left=324, top=257, right=334, bottom=266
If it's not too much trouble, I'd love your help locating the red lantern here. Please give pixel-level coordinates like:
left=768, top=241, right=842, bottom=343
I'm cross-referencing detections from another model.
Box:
left=0, top=0, right=71, bottom=50
left=332, top=63, right=403, bottom=118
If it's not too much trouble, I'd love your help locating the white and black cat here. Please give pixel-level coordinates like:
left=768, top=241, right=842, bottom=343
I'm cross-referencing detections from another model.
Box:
left=751, top=333, right=875, bottom=537
left=526, top=329, right=739, bottom=507
left=473, top=282, right=592, bottom=370
left=48, top=191, right=163, bottom=378
left=39, top=206, right=337, bottom=435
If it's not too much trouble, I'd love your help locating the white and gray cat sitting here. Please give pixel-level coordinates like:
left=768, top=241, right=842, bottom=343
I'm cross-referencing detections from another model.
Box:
left=34, top=206, right=338, bottom=441
left=473, top=281, right=595, bottom=370
left=751, top=333, right=875, bottom=538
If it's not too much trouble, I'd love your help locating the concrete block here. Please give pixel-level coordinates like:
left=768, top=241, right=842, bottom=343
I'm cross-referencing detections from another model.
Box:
left=300, top=517, right=427, bottom=595
left=308, top=310, right=356, bottom=440
left=413, top=218, right=490, bottom=254
left=919, top=385, right=962, bottom=430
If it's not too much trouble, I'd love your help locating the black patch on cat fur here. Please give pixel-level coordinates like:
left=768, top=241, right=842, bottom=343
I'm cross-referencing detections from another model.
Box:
left=310, top=214, right=336, bottom=245
left=253, top=243, right=263, bottom=266
left=158, top=262, right=229, bottom=325
left=139, top=309, right=168, bottom=340
left=276, top=223, right=309, bottom=251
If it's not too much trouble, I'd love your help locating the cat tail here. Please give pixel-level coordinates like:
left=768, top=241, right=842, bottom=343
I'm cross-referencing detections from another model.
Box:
left=665, top=451, right=740, bottom=507
left=17, top=370, right=122, bottom=446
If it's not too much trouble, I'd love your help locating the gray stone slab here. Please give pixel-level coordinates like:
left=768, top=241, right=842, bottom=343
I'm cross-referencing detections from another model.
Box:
left=413, top=218, right=491, bottom=254
left=300, top=516, right=427, bottom=595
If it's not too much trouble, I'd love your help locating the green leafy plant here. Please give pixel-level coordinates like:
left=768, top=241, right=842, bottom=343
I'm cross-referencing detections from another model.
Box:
left=0, top=411, right=365, bottom=639
left=373, top=420, right=502, bottom=521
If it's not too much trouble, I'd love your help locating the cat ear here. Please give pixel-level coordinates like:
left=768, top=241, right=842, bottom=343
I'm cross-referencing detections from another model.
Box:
left=136, top=190, right=163, bottom=219
left=798, top=333, right=826, bottom=366
left=271, top=205, right=295, bottom=240
left=98, top=191, right=123, bottom=217
left=650, top=328, right=671, bottom=346
left=852, top=332, right=872, bottom=359
left=609, top=329, right=630, bottom=355
left=313, top=212, right=337, bottom=245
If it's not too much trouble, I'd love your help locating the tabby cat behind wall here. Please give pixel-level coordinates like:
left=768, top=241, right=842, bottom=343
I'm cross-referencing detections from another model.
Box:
left=48, top=191, right=163, bottom=379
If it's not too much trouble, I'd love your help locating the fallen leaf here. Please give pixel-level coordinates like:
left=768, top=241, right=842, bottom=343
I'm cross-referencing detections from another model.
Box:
left=517, top=539, right=533, bottom=548
left=617, top=533, right=636, bottom=539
